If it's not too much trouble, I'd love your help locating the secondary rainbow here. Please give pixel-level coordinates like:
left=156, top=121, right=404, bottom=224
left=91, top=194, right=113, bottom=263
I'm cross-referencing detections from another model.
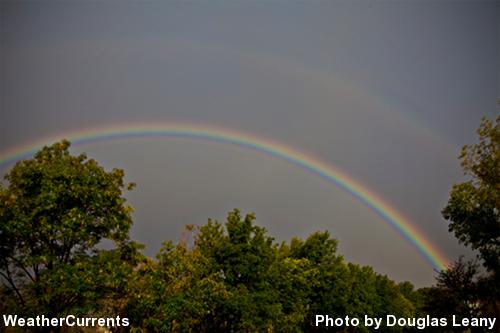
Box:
left=0, top=123, right=449, bottom=271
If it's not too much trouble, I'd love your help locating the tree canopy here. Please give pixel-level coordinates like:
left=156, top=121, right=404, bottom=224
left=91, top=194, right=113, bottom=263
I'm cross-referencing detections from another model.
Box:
left=442, top=116, right=500, bottom=275
left=125, top=209, right=419, bottom=332
left=426, top=115, right=500, bottom=332
left=0, top=140, right=141, bottom=329
left=5, top=135, right=499, bottom=332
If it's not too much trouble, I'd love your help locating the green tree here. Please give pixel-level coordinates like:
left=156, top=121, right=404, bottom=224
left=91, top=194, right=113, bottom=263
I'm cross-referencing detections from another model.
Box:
left=127, top=210, right=319, bottom=333
left=435, top=115, right=500, bottom=332
left=126, top=236, right=230, bottom=333
left=194, top=209, right=284, bottom=332
left=126, top=209, right=423, bottom=332
left=287, top=231, right=349, bottom=332
left=0, top=140, right=140, bottom=329
left=420, top=258, right=481, bottom=333
left=442, top=116, right=500, bottom=275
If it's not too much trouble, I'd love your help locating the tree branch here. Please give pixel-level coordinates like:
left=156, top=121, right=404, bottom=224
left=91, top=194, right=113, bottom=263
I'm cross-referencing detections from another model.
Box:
left=7, top=255, right=36, bottom=283
left=0, top=269, right=25, bottom=307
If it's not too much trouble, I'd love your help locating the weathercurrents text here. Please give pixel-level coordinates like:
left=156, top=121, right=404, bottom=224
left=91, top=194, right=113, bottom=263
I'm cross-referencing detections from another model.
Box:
left=2, top=314, right=129, bottom=329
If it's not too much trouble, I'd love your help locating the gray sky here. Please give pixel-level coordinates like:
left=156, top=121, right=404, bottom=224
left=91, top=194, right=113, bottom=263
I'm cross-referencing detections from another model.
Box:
left=1, top=1, right=498, bottom=286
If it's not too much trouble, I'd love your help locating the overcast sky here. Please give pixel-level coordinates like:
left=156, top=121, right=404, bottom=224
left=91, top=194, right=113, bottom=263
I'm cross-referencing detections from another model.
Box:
left=1, top=1, right=498, bottom=286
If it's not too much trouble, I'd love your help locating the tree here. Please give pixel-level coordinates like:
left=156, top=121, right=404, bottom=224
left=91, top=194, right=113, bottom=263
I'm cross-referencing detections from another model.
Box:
left=125, top=209, right=423, bottom=332
left=442, top=116, right=500, bottom=275
left=128, top=211, right=324, bottom=333
left=286, top=231, right=349, bottom=332
left=438, top=115, right=500, bottom=332
left=126, top=237, right=231, bottom=332
left=0, top=140, right=139, bottom=329
left=420, top=258, right=482, bottom=333
left=127, top=210, right=285, bottom=332
left=190, top=209, right=285, bottom=332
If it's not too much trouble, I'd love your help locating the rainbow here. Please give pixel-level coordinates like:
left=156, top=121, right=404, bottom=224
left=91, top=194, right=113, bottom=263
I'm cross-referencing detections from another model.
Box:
left=0, top=123, right=449, bottom=271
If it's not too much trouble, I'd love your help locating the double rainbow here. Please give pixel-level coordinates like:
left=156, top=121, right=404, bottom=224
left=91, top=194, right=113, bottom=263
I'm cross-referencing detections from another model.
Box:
left=0, top=123, right=449, bottom=271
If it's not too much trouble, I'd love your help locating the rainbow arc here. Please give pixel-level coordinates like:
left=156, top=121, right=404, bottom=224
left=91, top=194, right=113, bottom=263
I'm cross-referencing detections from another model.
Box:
left=0, top=123, right=449, bottom=271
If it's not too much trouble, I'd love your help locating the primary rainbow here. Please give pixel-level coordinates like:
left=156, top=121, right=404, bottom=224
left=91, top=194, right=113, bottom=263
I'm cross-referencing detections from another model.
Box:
left=0, top=122, right=449, bottom=271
